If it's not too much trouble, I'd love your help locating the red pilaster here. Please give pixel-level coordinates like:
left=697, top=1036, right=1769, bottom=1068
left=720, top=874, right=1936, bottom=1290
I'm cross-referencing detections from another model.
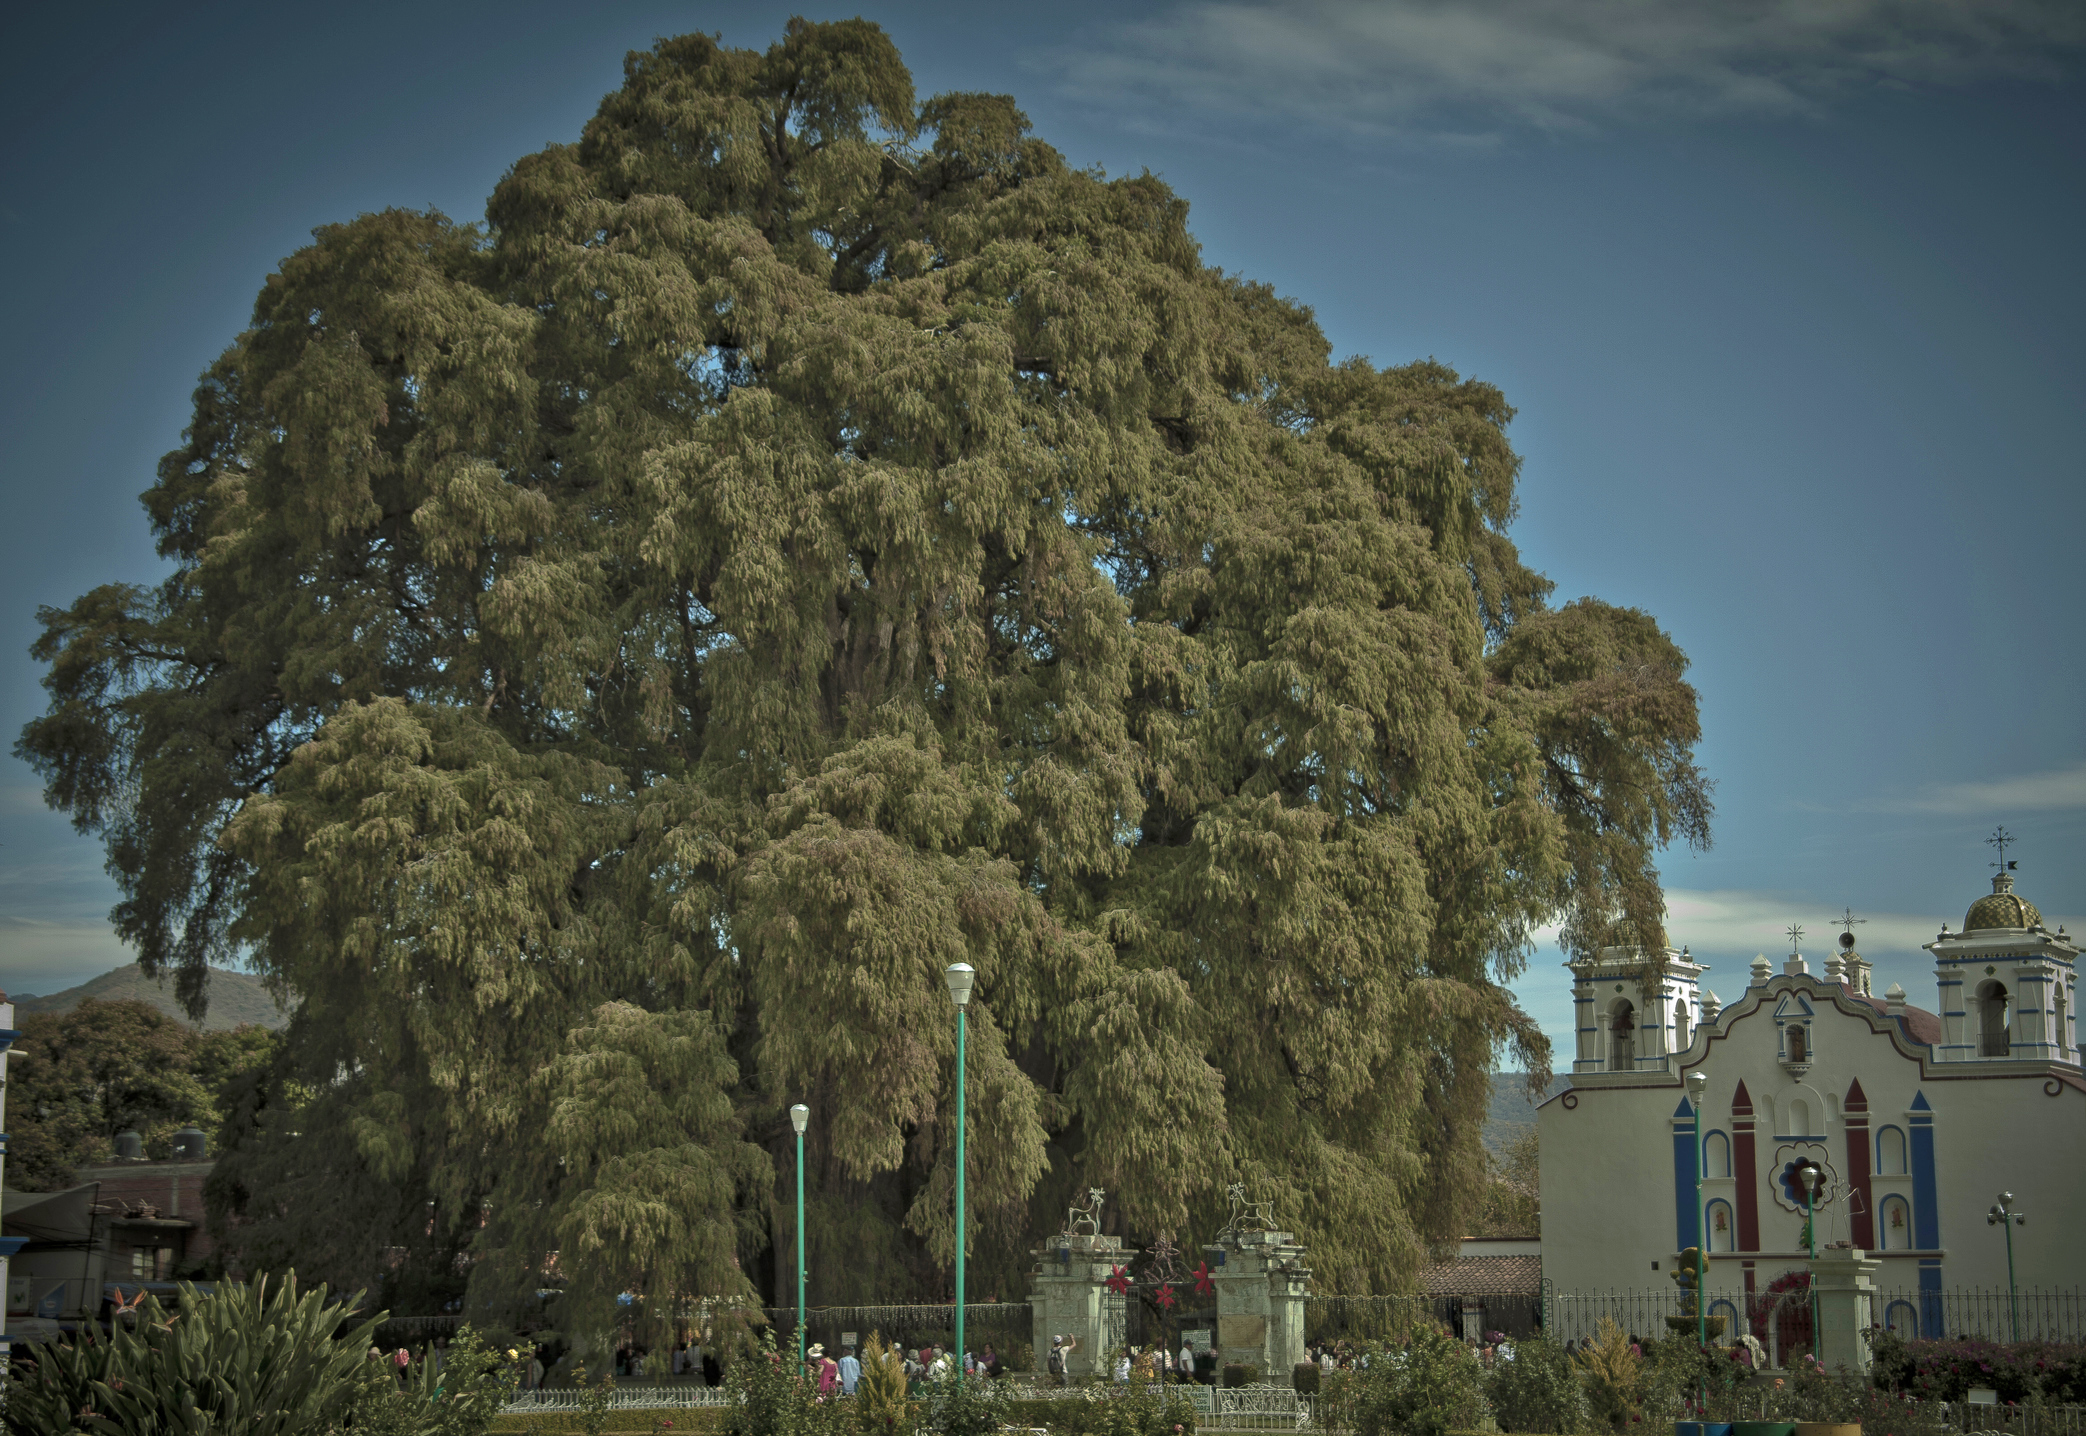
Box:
left=1732, top=1078, right=1760, bottom=1253
left=1844, top=1077, right=1874, bottom=1249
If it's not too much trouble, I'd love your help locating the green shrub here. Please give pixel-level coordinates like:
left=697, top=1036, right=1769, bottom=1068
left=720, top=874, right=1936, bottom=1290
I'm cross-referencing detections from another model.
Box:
left=354, top=1324, right=525, bottom=1436
left=720, top=1329, right=850, bottom=1436
left=1571, top=1318, right=1638, bottom=1434
left=1345, top=1328, right=1485, bottom=1436
left=1045, top=1381, right=1198, bottom=1436
left=5, top=1272, right=382, bottom=1436
left=1485, top=1333, right=1584, bottom=1435
left=1220, top=1364, right=1257, bottom=1388
left=1291, top=1362, right=1321, bottom=1395
left=917, top=1370, right=1012, bottom=1436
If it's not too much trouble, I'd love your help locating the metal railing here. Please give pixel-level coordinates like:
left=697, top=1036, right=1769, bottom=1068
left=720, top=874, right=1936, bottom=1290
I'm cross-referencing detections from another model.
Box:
left=500, top=1384, right=736, bottom=1413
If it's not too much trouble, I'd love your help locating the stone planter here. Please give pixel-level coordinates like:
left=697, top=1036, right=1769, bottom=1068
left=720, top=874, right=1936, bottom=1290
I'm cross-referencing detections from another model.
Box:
left=1794, top=1424, right=1860, bottom=1436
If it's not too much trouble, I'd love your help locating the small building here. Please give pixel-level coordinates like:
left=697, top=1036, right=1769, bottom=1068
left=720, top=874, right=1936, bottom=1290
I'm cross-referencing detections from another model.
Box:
left=1538, top=861, right=2081, bottom=1344
left=4, top=1130, right=219, bottom=1329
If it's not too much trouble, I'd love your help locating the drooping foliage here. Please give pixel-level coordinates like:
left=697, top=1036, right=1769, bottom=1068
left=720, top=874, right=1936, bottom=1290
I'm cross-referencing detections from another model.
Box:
left=17, top=19, right=1709, bottom=1325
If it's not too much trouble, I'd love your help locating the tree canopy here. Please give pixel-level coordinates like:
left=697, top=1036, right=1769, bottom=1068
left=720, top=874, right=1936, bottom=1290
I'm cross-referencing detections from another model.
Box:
left=6, top=999, right=277, bottom=1192
left=17, top=19, right=1709, bottom=1329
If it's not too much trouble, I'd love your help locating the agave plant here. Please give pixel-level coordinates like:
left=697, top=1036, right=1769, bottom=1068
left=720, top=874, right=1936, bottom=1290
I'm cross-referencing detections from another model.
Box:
left=4, top=1271, right=383, bottom=1435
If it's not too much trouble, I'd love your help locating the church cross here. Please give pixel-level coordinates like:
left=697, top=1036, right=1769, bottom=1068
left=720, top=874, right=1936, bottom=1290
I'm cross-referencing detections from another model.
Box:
left=1988, top=826, right=2018, bottom=875
left=1786, top=922, right=1804, bottom=954
left=1833, top=908, right=1866, bottom=937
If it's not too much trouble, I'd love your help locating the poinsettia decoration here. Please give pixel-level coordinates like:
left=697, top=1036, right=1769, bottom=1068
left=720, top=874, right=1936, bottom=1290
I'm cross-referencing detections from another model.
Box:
left=1154, top=1283, right=1178, bottom=1310
left=1192, top=1261, right=1215, bottom=1297
left=1105, top=1265, right=1131, bottom=1295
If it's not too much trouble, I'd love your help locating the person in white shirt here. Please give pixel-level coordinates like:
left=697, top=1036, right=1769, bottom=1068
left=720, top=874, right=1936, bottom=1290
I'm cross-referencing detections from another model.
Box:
left=1180, top=1340, right=1196, bottom=1383
left=839, top=1346, right=861, bottom=1395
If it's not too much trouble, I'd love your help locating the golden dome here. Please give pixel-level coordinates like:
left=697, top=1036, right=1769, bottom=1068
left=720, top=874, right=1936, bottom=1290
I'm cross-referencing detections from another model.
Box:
left=1964, top=872, right=2042, bottom=932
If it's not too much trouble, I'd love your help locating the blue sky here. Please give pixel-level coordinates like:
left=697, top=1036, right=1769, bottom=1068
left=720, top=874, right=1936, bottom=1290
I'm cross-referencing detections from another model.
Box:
left=2, top=2, right=2081, bottom=1053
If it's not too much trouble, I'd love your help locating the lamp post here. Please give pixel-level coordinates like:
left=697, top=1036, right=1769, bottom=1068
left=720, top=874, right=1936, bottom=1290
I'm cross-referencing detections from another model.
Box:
left=1987, top=1192, right=2025, bottom=1342
left=1799, top=1164, right=1820, bottom=1363
left=944, top=963, right=976, bottom=1380
left=790, top=1102, right=809, bottom=1374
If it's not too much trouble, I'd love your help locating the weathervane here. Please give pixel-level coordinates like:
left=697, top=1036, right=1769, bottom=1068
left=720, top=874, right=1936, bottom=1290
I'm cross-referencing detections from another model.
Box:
left=1988, top=826, right=2018, bottom=876
left=1786, top=922, right=1805, bottom=955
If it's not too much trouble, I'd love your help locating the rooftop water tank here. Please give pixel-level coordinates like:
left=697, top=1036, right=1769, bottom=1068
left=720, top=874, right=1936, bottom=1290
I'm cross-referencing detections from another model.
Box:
left=173, top=1126, right=208, bottom=1160
left=113, top=1129, right=145, bottom=1160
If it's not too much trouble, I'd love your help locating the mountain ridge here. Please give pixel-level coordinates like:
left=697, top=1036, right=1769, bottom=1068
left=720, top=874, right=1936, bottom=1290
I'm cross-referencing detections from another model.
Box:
left=9, top=963, right=291, bottom=1031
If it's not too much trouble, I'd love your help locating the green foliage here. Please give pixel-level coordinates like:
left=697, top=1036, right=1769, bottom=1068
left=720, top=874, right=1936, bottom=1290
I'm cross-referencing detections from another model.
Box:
left=857, top=1333, right=915, bottom=1436
left=17, top=17, right=1713, bottom=1312
left=721, top=1330, right=849, bottom=1436
left=353, top=1325, right=522, bottom=1436
left=1485, top=1332, right=1585, bottom=1434
left=1292, top=1362, right=1321, bottom=1394
left=1474, top=1127, right=1540, bottom=1238
left=5, top=998, right=249, bottom=1191
left=3, top=1273, right=379, bottom=1435
left=1571, top=1318, right=1638, bottom=1434
left=1045, top=1383, right=1198, bottom=1436
left=916, top=1370, right=1012, bottom=1436
left=1345, top=1329, right=1487, bottom=1436
left=1221, top=1364, right=1257, bottom=1388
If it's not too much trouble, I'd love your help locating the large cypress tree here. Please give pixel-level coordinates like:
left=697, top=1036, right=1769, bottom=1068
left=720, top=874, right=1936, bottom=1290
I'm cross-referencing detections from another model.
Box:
left=17, top=20, right=1709, bottom=1326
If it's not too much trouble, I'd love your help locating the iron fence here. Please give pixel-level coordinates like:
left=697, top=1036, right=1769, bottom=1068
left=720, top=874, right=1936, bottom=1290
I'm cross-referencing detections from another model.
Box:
left=500, top=1384, right=735, bottom=1412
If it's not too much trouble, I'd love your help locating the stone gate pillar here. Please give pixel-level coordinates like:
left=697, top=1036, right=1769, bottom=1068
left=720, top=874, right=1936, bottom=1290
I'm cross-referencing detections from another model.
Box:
left=1204, top=1229, right=1310, bottom=1379
left=1030, top=1232, right=1139, bottom=1378
left=1809, top=1246, right=1881, bottom=1374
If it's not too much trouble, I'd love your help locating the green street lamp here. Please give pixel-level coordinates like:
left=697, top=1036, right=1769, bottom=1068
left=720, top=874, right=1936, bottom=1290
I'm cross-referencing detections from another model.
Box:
left=945, top=962, right=976, bottom=1380
left=1799, top=1164, right=1820, bottom=1363
left=1987, top=1192, right=2025, bottom=1342
left=791, top=1102, right=809, bottom=1374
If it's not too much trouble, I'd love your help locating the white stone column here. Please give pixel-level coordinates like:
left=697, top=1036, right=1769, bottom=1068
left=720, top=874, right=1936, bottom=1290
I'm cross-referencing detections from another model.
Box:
left=1029, top=1233, right=1137, bottom=1377
left=1809, top=1247, right=1881, bottom=1375
left=1204, top=1229, right=1310, bottom=1379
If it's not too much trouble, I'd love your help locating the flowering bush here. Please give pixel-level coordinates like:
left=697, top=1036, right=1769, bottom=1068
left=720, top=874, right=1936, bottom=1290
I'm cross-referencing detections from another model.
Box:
left=1870, top=1332, right=2086, bottom=1404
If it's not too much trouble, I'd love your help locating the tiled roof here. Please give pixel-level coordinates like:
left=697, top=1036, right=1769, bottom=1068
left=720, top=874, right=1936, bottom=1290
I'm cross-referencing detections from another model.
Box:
left=1421, top=1254, right=1542, bottom=1296
left=1846, top=993, right=1943, bottom=1046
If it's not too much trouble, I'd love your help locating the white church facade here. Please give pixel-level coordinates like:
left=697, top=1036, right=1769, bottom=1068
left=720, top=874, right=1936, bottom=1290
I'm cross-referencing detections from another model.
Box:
left=1537, top=863, right=2082, bottom=1341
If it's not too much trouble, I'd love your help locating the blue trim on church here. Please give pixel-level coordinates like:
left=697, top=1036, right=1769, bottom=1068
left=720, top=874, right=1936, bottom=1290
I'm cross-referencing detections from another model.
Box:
left=1672, top=1097, right=1700, bottom=1251
left=1909, top=1091, right=1940, bottom=1252
left=1919, top=1260, right=1945, bottom=1337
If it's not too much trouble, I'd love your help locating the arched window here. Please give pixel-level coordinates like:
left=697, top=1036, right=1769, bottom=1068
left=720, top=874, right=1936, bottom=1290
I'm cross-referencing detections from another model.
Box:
left=1704, top=1130, right=1731, bottom=1179
left=1877, top=1127, right=1907, bottom=1176
left=1706, top=1200, right=1735, bottom=1253
left=1611, top=999, right=1636, bottom=1070
left=1787, top=1025, right=1808, bottom=1062
left=1885, top=1300, right=1919, bottom=1338
left=1879, top=1196, right=1912, bottom=1250
left=1787, top=1098, right=1813, bottom=1136
left=1710, top=1298, right=1739, bottom=1333
left=2057, top=984, right=2070, bottom=1057
left=1675, top=1002, right=1692, bottom=1051
left=1979, top=980, right=2011, bottom=1057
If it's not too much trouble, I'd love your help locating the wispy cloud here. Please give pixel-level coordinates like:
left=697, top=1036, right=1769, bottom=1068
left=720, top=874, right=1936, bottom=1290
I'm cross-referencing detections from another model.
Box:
left=1886, top=761, right=2086, bottom=815
left=1049, top=1, right=2085, bottom=143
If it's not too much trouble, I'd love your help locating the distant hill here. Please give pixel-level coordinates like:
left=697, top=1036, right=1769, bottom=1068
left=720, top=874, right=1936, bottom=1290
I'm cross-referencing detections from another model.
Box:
left=11, top=963, right=292, bottom=1031
left=1484, top=1071, right=1570, bottom=1153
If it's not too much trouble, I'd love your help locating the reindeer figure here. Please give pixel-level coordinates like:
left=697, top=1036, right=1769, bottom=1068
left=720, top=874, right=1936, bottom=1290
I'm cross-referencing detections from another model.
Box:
left=1064, top=1187, right=1106, bottom=1237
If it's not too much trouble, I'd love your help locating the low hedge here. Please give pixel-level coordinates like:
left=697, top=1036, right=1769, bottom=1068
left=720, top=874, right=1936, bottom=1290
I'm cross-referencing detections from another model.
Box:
left=489, top=1407, right=729, bottom=1434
